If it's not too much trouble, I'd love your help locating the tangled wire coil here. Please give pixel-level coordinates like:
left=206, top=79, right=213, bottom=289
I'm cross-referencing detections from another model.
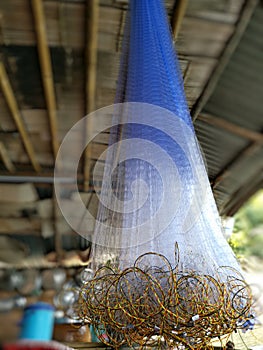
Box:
left=77, top=245, right=253, bottom=349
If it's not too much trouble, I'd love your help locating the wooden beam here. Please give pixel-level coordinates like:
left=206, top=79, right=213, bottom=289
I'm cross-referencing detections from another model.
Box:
left=31, top=0, right=59, bottom=159
left=116, top=9, right=126, bottom=52
left=192, top=0, right=258, bottom=120
left=0, top=254, right=91, bottom=270
left=213, top=142, right=262, bottom=189
left=222, top=171, right=263, bottom=216
left=0, top=173, right=82, bottom=184
left=0, top=141, right=16, bottom=173
left=84, top=0, right=99, bottom=191
left=0, top=62, right=41, bottom=172
left=0, top=218, right=41, bottom=235
left=85, top=0, right=99, bottom=114
left=171, top=0, right=188, bottom=40
left=198, top=113, right=263, bottom=143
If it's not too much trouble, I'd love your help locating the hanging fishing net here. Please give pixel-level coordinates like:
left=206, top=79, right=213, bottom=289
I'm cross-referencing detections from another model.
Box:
left=74, top=0, right=254, bottom=348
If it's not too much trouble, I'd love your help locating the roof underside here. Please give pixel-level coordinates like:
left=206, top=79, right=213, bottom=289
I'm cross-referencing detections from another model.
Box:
left=196, top=2, right=263, bottom=215
left=0, top=0, right=262, bottom=269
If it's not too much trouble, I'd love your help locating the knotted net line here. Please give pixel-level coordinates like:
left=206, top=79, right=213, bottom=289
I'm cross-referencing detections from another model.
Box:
left=76, top=0, right=254, bottom=348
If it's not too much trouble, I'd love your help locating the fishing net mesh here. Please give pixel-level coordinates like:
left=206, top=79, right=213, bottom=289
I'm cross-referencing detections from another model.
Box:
left=78, top=0, right=253, bottom=348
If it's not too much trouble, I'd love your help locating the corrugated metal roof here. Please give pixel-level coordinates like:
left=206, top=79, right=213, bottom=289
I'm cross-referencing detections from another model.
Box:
left=195, top=121, right=249, bottom=179
left=196, top=1, right=263, bottom=215
left=0, top=0, right=261, bottom=270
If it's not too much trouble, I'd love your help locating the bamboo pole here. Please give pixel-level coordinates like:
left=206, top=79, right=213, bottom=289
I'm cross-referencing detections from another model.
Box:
left=84, top=0, right=99, bottom=191
left=171, top=0, right=188, bottom=40
left=0, top=62, right=41, bottom=172
left=31, top=0, right=59, bottom=159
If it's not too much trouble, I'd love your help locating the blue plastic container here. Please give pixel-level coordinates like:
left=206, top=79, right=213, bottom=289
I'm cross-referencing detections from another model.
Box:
left=20, top=302, right=55, bottom=341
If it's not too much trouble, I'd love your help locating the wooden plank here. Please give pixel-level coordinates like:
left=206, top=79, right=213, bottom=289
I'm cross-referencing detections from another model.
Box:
left=97, top=31, right=119, bottom=53
left=0, top=201, right=36, bottom=218
left=0, top=62, right=41, bottom=172
left=31, top=0, right=59, bottom=159
left=0, top=172, right=83, bottom=184
left=0, top=183, right=38, bottom=203
left=45, top=0, right=85, bottom=49
left=1, top=1, right=85, bottom=48
left=0, top=0, right=35, bottom=46
left=99, top=7, right=123, bottom=35
left=0, top=254, right=91, bottom=269
left=0, top=217, right=41, bottom=234
left=177, top=37, right=226, bottom=58
left=90, top=143, right=108, bottom=161
left=92, top=132, right=110, bottom=145
left=0, top=209, right=72, bottom=238
left=186, top=0, right=245, bottom=16
left=22, top=109, right=49, bottom=134
left=180, top=17, right=234, bottom=41
left=186, top=11, right=239, bottom=25
left=0, top=132, right=53, bottom=165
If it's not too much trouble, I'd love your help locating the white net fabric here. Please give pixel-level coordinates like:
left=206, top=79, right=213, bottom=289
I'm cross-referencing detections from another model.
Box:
left=54, top=0, right=254, bottom=347
left=91, top=103, right=240, bottom=276
left=84, top=103, right=253, bottom=348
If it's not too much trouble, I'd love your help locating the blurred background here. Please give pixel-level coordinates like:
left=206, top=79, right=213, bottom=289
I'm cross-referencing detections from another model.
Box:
left=0, top=0, right=262, bottom=345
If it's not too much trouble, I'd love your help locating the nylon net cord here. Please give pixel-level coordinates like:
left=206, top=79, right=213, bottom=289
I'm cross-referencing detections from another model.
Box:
left=76, top=0, right=254, bottom=348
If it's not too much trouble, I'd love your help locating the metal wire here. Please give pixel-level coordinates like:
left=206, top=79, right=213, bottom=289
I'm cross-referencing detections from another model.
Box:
left=78, top=245, right=253, bottom=349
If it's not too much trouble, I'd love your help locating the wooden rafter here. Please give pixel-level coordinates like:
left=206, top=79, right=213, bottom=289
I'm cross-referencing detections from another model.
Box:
left=0, top=141, right=15, bottom=173
left=31, top=0, right=59, bottom=159
left=0, top=173, right=80, bottom=184
left=199, top=112, right=263, bottom=208
left=192, top=0, right=258, bottom=120
left=84, top=0, right=99, bottom=191
left=171, top=0, right=188, bottom=40
left=198, top=113, right=263, bottom=143
left=0, top=62, right=41, bottom=172
left=213, top=142, right=262, bottom=189
left=224, top=174, right=263, bottom=216
left=116, top=9, right=126, bottom=52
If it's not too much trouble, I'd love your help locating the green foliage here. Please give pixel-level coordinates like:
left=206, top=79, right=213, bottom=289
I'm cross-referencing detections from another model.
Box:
left=228, top=230, right=248, bottom=259
left=229, top=190, right=263, bottom=259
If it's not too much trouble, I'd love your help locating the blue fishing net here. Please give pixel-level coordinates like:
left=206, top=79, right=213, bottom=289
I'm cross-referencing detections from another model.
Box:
left=92, top=0, right=238, bottom=273
left=80, top=0, right=254, bottom=347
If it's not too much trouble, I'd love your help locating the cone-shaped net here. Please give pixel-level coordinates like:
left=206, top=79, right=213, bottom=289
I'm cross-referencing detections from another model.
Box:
left=79, top=0, right=253, bottom=348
